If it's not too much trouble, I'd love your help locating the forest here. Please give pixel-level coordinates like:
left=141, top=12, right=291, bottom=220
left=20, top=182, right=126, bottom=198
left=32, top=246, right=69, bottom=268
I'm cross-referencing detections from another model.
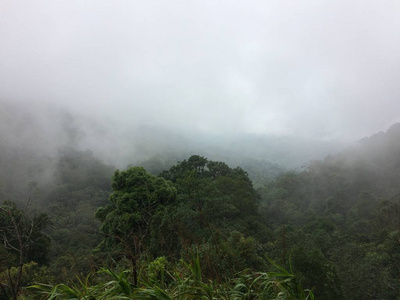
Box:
left=2, top=0, right=400, bottom=298
left=2, top=115, right=400, bottom=299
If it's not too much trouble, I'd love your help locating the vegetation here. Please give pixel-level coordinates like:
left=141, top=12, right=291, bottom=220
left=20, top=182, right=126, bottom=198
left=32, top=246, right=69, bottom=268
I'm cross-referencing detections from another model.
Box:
left=2, top=123, right=400, bottom=298
left=30, top=256, right=314, bottom=300
left=0, top=202, right=51, bottom=299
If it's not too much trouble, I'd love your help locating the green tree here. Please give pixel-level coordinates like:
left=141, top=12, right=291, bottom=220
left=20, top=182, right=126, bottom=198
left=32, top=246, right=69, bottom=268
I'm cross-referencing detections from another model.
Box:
left=159, top=156, right=266, bottom=278
left=0, top=201, right=50, bottom=299
left=96, top=167, right=177, bottom=285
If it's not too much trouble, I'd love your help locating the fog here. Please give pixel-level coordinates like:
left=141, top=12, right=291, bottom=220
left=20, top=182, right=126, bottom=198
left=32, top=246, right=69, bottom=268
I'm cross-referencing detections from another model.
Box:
left=1, top=1, right=400, bottom=168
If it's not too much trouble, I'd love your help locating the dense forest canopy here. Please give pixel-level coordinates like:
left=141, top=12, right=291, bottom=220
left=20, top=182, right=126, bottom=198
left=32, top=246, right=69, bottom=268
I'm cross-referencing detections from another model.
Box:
left=1, top=105, right=400, bottom=298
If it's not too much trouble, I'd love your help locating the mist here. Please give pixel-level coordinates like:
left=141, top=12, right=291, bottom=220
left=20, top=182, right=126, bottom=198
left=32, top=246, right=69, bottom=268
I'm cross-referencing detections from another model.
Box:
left=3, top=3, right=400, bottom=296
left=1, top=1, right=400, bottom=170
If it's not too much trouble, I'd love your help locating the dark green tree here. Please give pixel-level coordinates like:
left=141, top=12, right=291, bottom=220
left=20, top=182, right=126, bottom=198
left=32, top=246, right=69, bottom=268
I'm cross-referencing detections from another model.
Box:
left=96, top=167, right=177, bottom=285
left=0, top=201, right=50, bottom=299
left=159, top=156, right=267, bottom=277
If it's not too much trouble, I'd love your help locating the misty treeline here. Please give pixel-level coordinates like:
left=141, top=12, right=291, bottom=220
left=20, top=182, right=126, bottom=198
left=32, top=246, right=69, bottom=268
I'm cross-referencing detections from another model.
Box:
left=1, top=103, right=400, bottom=298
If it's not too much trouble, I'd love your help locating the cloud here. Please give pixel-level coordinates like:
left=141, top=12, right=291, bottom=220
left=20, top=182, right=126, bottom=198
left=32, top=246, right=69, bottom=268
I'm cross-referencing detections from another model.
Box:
left=1, top=0, right=400, bottom=141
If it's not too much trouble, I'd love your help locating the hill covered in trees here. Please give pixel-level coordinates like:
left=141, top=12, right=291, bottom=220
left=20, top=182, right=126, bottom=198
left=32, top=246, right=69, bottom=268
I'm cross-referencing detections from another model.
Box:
left=2, top=108, right=400, bottom=298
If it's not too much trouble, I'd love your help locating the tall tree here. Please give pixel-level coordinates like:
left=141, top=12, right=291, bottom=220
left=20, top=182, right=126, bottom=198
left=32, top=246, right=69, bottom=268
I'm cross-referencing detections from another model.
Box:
left=96, top=167, right=177, bottom=285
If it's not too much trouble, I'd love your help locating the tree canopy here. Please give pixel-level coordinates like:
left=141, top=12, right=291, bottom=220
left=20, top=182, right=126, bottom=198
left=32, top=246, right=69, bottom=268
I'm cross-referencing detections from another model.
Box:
left=96, top=166, right=177, bottom=283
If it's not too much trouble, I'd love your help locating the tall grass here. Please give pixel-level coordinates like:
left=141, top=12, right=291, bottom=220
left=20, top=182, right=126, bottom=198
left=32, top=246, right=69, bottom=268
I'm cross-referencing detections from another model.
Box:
left=29, top=256, right=314, bottom=299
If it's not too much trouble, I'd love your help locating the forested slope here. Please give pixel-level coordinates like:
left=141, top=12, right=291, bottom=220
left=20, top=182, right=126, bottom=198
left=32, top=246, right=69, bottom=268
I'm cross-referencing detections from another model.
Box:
left=2, top=120, right=400, bottom=298
left=259, top=123, right=400, bottom=299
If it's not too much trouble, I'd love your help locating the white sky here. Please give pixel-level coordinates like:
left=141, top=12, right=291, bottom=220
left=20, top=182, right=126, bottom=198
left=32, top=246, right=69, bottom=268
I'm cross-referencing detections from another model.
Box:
left=1, top=0, right=400, bottom=141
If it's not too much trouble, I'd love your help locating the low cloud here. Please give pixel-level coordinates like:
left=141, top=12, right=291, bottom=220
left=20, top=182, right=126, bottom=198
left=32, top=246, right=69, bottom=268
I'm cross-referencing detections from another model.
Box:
left=1, top=0, right=399, bottom=143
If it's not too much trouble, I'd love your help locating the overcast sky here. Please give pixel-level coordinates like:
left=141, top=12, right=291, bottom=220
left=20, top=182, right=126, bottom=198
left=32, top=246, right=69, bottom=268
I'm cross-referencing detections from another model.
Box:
left=1, top=0, right=400, bottom=142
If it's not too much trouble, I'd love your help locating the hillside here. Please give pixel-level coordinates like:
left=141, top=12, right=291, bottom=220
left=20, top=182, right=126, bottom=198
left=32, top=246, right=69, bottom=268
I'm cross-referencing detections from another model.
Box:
left=1, top=102, right=400, bottom=298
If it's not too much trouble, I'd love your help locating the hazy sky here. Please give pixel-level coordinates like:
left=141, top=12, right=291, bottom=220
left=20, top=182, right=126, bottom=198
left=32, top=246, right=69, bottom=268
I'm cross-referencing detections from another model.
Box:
left=1, top=1, right=400, bottom=141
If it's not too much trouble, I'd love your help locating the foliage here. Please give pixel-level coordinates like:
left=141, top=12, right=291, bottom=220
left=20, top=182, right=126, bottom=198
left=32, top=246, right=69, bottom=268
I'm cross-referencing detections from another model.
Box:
left=95, top=166, right=177, bottom=284
left=30, top=256, right=314, bottom=300
left=5, top=124, right=400, bottom=298
left=0, top=201, right=51, bottom=299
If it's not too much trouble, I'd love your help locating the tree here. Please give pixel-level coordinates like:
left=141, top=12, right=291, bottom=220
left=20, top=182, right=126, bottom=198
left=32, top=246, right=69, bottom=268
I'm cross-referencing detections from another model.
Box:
left=0, top=201, right=50, bottom=299
left=96, top=167, right=177, bottom=285
left=159, top=156, right=266, bottom=277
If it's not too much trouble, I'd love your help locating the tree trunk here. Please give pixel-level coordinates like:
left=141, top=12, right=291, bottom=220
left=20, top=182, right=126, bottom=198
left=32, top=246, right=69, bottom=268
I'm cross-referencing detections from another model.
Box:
left=131, top=257, right=138, bottom=286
